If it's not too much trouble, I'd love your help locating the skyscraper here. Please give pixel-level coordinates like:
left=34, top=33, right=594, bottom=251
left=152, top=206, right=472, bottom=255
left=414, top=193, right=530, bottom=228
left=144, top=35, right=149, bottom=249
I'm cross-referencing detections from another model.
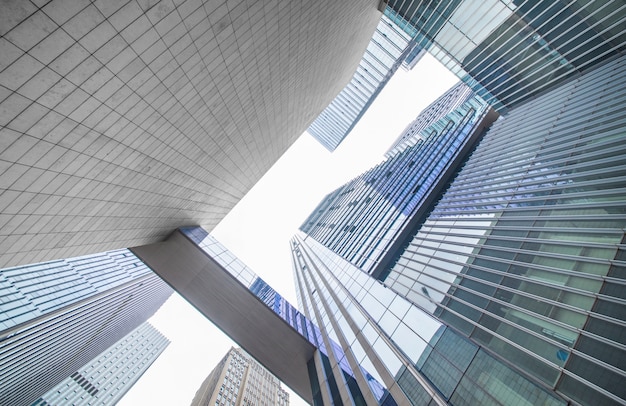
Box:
left=384, top=0, right=626, bottom=110
left=191, top=347, right=289, bottom=406
left=301, top=82, right=497, bottom=275
left=134, top=52, right=626, bottom=405
left=33, top=322, right=169, bottom=406
left=381, top=54, right=626, bottom=406
left=0, top=0, right=384, bottom=268
left=2, top=1, right=625, bottom=405
left=293, top=50, right=626, bottom=405
left=0, top=249, right=172, bottom=405
left=307, top=14, right=419, bottom=151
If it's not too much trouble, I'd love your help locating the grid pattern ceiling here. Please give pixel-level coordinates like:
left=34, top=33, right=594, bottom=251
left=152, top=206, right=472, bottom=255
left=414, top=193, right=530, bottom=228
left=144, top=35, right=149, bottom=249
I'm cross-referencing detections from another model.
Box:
left=0, top=0, right=380, bottom=267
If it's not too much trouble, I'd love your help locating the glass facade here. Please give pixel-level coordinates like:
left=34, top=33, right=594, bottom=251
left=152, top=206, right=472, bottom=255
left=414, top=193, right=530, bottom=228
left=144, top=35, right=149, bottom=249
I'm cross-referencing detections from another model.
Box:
left=0, top=249, right=155, bottom=330
left=308, top=15, right=419, bottom=151
left=181, top=227, right=398, bottom=405
left=33, top=322, right=169, bottom=406
left=292, top=234, right=564, bottom=406
left=385, top=0, right=626, bottom=110
left=385, top=54, right=626, bottom=405
left=301, top=82, right=494, bottom=276
left=0, top=251, right=172, bottom=405
left=293, top=49, right=625, bottom=406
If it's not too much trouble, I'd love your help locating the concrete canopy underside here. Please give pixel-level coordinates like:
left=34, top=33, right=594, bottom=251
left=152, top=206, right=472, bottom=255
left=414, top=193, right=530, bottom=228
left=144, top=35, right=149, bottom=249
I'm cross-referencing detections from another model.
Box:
left=130, top=230, right=317, bottom=403
left=0, top=0, right=381, bottom=268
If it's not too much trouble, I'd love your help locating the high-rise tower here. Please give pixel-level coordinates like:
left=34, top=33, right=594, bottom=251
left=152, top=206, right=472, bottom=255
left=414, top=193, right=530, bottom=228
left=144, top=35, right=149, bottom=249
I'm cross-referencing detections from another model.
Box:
left=293, top=52, right=626, bottom=405
left=300, top=82, right=497, bottom=275
left=0, top=249, right=172, bottom=405
left=384, top=0, right=626, bottom=110
left=307, top=14, right=419, bottom=151
left=33, top=322, right=169, bottom=406
left=191, top=347, right=289, bottom=406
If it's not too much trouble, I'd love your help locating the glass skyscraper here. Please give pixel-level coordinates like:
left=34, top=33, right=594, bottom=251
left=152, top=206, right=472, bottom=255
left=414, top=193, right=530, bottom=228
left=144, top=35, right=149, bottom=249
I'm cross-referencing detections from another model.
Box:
left=301, top=82, right=496, bottom=276
left=384, top=0, right=626, bottom=111
left=383, top=54, right=626, bottom=406
left=291, top=234, right=565, bottom=405
left=307, top=14, right=420, bottom=151
left=294, top=50, right=626, bottom=405
left=33, top=322, right=169, bottom=406
left=0, top=250, right=172, bottom=405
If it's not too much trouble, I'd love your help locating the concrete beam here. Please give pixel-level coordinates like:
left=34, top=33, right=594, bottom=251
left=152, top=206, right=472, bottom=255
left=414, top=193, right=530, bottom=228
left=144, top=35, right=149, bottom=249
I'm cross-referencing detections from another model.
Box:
left=131, top=230, right=316, bottom=404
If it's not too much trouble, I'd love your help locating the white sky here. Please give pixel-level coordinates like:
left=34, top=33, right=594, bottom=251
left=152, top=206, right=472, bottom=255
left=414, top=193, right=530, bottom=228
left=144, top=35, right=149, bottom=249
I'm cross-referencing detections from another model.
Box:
left=118, top=54, right=457, bottom=406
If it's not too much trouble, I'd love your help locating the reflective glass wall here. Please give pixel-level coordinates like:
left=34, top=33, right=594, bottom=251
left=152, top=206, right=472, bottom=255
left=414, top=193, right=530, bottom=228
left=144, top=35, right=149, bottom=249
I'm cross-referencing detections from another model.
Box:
left=301, top=83, right=494, bottom=276
left=292, top=234, right=565, bottom=406
left=385, top=0, right=626, bottom=110
left=386, top=54, right=626, bottom=405
left=0, top=250, right=172, bottom=405
left=308, top=14, right=418, bottom=151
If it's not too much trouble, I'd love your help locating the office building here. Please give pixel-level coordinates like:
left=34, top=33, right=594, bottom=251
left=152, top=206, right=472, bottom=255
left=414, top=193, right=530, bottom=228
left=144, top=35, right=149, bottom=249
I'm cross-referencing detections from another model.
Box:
left=0, top=0, right=384, bottom=268
left=383, top=81, right=477, bottom=156
left=294, top=53, right=626, bottom=404
left=33, top=322, right=169, bottom=406
left=384, top=0, right=626, bottom=110
left=0, top=249, right=172, bottom=405
left=381, top=53, right=626, bottom=406
left=301, top=82, right=497, bottom=275
left=307, top=14, right=420, bottom=151
left=191, top=347, right=289, bottom=406
left=2, top=1, right=624, bottom=405
left=135, top=51, right=626, bottom=405
left=133, top=227, right=405, bottom=405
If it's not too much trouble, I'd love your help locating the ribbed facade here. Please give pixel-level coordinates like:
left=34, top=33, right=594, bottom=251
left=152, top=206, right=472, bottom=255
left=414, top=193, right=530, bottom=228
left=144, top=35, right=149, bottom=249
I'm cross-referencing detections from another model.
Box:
left=180, top=227, right=399, bottom=405
left=385, top=54, right=626, bottom=406
left=385, top=82, right=475, bottom=156
left=385, top=0, right=626, bottom=111
left=0, top=251, right=172, bottom=405
left=307, top=14, right=418, bottom=151
left=34, top=322, right=169, bottom=406
left=300, top=82, right=494, bottom=275
left=191, top=347, right=289, bottom=406
left=292, top=53, right=626, bottom=405
left=292, top=234, right=564, bottom=406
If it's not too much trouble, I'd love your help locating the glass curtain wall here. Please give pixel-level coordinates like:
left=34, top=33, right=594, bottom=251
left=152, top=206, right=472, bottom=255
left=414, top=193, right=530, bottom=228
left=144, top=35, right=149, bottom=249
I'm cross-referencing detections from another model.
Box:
left=385, top=0, right=626, bottom=110
left=385, top=54, right=626, bottom=405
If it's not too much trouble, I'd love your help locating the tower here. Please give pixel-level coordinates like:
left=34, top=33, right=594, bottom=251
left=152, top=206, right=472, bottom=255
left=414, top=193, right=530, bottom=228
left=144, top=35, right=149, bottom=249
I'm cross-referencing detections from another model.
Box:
left=293, top=53, right=626, bottom=405
left=300, top=82, right=496, bottom=276
left=307, top=14, right=419, bottom=151
left=33, top=322, right=169, bottom=406
left=191, top=347, right=289, bottom=406
left=0, top=249, right=172, bottom=405
left=384, top=0, right=626, bottom=110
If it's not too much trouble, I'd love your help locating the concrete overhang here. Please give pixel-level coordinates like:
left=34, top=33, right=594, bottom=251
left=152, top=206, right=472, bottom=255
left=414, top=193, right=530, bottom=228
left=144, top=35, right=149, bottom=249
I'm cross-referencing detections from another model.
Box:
left=131, top=230, right=316, bottom=403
